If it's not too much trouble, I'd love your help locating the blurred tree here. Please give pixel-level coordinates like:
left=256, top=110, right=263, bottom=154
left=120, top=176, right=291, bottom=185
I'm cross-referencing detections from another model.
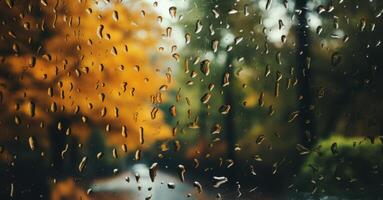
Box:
left=291, top=0, right=383, bottom=196
left=308, top=0, right=383, bottom=139
left=295, top=0, right=317, bottom=148
left=0, top=0, right=171, bottom=198
left=167, top=0, right=302, bottom=193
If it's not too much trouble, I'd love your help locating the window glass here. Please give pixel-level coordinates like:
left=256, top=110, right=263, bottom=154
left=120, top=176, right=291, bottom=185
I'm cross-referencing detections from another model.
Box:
left=0, top=0, right=382, bottom=199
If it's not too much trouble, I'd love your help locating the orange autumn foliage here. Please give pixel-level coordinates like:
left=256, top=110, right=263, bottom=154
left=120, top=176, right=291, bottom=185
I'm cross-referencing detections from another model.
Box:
left=0, top=0, right=171, bottom=153
left=51, top=178, right=88, bottom=200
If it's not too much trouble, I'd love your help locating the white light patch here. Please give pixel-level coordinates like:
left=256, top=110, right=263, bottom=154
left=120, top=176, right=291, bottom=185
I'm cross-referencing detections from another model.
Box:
left=261, top=3, right=292, bottom=44
left=307, top=13, right=322, bottom=31
left=221, top=31, right=235, bottom=46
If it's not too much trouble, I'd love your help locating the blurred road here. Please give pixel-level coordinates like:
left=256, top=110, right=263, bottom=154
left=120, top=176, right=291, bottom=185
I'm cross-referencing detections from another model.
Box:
left=89, top=164, right=212, bottom=200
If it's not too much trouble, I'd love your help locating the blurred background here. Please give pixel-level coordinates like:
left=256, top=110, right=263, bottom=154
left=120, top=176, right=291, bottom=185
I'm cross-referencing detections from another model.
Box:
left=0, top=0, right=383, bottom=199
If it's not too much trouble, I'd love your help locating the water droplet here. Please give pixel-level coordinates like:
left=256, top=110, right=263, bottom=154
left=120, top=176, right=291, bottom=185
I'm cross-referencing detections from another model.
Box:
left=40, top=0, right=48, bottom=6
left=166, top=27, right=172, bottom=37
left=113, top=10, right=119, bottom=21
left=222, top=72, right=230, bottom=87
left=281, top=35, right=287, bottom=43
left=200, top=60, right=211, bottom=76
left=316, top=26, right=323, bottom=35
left=28, top=136, right=36, bottom=151
left=278, top=19, right=284, bottom=30
left=212, top=9, right=220, bottom=18
left=169, top=7, right=177, bottom=18
left=193, top=181, right=203, bottom=193
left=169, top=105, right=177, bottom=117
left=14, top=116, right=21, bottom=125
left=10, top=183, right=14, bottom=198
left=185, top=33, right=191, bottom=44
left=211, top=124, right=222, bottom=134
left=193, top=158, right=200, bottom=168
left=265, top=0, right=272, bottom=10
left=178, top=165, right=186, bottom=182
left=78, top=156, right=87, bottom=172
left=149, top=163, right=158, bottom=182
left=135, top=173, right=141, bottom=182
left=256, top=135, right=265, bottom=144
left=172, top=53, right=180, bottom=61
left=195, top=20, right=203, bottom=34
left=331, top=142, right=338, bottom=154
left=167, top=182, right=175, bottom=189
left=288, top=111, right=299, bottom=123
left=360, top=18, right=366, bottom=32
left=219, top=105, right=231, bottom=115
left=317, top=5, right=326, bottom=14
left=112, top=148, right=118, bottom=159
left=101, top=107, right=107, bottom=117
left=234, top=36, right=243, bottom=45
left=213, top=176, right=228, bottom=188
left=5, top=0, right=14, bottom=8
left=159, top=85, right=168, bottom=91
left=139, top=127, right=144, bottom=144
left=201, top=93, right=211, bottom=104
left=212, top=40, right=219, bottom=53
left=157, top=16, right=163, bottom=23
left=228, top=9, right=238, bottom=15
left=244, top=5, right=249, bottom=16
left=97, top=24, right=104, bottom=39
left=97, top=152, right=103, bottom=159
left=28, top=101, right=35, bottom=117
left=151, top=107, right=159, bottom=120
left=61, top=144, right=68, bottom=159
left=209, top=24, right=215, bottom=35
left=135, top=149, right=141, bottom=160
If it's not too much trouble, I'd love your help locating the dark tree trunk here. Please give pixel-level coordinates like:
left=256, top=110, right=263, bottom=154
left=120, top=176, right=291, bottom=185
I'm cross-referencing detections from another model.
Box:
left=295, top=0, right=317, bottom=148
left=224, top=82, right=236, bottom=162
left=49, top=117, right=67, bottom=178
left=199, top=99, right=208, bottom=137
left=49, top=116, right=79, bottom=180
left=223, top=64, right=238, bottom=183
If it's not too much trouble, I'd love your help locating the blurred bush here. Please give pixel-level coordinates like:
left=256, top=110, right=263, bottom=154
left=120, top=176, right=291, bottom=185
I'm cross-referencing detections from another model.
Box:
left=294, top=136, right=383, bottom=199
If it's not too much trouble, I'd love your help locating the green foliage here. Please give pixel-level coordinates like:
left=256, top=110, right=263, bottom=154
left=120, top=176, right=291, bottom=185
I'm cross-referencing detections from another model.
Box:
left=295, top=136, right=383, bottom=198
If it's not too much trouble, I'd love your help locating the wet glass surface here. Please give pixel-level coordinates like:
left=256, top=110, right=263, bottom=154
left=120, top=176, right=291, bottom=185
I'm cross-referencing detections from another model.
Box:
left=0, top=0, right=383, bottom=199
